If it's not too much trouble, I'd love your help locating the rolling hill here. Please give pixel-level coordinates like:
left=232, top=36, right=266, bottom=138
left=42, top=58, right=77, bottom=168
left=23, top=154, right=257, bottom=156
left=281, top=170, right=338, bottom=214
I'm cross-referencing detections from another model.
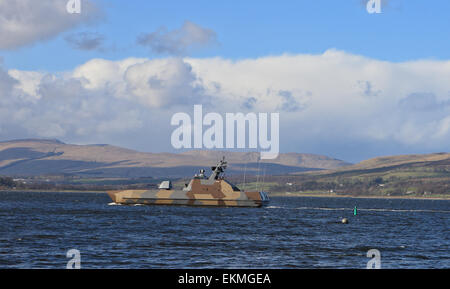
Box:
left=0, top=139, right=350, bottom=178
left=258, top=152, right=450, bottom=197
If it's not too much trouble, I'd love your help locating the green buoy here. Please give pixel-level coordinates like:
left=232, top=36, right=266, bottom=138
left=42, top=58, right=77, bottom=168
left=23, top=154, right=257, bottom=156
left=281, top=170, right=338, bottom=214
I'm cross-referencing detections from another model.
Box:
left=354, top=206, right=358, bottom=216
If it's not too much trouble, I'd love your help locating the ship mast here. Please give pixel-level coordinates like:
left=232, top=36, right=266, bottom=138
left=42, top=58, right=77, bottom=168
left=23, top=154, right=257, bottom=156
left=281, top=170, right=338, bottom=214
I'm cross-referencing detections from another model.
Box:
left=208, top=156, right=227, bottom=181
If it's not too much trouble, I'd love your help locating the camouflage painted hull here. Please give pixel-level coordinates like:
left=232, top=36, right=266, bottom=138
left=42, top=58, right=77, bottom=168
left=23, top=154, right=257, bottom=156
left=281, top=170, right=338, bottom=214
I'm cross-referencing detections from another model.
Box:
left=107, top=158, right=270, bottom=207
left=107, top=190, right=269, bottom=207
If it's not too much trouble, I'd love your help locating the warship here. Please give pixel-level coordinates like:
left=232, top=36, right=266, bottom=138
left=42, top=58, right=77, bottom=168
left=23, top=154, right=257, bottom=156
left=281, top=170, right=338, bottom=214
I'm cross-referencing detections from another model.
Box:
left=107, top=157, right=269, bottom=207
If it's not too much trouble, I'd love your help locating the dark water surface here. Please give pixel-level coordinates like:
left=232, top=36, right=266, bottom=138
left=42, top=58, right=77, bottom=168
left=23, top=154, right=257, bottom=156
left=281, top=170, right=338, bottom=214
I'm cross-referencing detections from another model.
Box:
left=0, top=191, right=448, bottom=268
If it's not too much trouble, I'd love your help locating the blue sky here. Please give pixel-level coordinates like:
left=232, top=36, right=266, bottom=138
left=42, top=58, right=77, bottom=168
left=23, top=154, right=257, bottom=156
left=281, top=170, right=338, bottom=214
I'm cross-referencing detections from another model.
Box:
left=3, top=0, right=450, bottom=71
left=1, top=0, right=450, bottom=162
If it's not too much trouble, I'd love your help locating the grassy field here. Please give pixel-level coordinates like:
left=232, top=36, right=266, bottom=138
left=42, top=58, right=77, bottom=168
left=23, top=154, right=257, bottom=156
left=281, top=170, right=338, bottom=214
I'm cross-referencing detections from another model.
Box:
left=235, top=153, right=450, bottom=198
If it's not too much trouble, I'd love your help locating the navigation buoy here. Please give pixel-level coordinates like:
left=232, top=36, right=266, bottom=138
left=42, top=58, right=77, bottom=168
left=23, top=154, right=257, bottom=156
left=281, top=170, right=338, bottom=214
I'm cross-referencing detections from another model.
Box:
left=341, top=218, right=349, bottom=224
left=354, top=206, right=358, bottom=216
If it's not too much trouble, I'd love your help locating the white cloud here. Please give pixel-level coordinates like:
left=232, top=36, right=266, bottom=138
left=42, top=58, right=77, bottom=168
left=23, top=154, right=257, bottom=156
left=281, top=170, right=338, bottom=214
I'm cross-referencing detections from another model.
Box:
left=0, top=0, right=100, bottom=50
left=1, top=50, right=450, bottom=159
left=7, top=69, right=44, bottom=100
left=0, top=65, right=143, bottom=141
left=72, top=57, right=148, bottom=89
left=122, top=58, right=209, bottom=108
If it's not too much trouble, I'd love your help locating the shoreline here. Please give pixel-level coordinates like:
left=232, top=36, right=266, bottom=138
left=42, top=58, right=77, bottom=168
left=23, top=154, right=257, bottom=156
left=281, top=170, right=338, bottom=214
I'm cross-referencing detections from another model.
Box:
left=0, top=189, right=107, bottom=194
left=1, top=189, right=449, bottom=200
left=270, top=192, right=450, bottom=200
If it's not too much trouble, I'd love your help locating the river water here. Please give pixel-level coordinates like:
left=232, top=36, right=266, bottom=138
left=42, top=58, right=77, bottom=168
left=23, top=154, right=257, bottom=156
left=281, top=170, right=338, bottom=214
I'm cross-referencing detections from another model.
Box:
left=0, top=191, right=448, bottom=268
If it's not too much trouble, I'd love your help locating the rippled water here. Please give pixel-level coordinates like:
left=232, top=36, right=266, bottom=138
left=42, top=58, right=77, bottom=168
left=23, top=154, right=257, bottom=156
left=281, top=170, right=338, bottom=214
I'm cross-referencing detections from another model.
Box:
left=0, top=191, right=448, bottom=268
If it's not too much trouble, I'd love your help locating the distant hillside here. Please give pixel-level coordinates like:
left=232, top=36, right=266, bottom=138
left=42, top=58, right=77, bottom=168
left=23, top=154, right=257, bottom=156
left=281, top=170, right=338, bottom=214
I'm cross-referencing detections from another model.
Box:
left=330, top=153, right=450, bottom=173
left=262, top=152, right=450, bottom=197
left=0, top=139, right=349, bottom=178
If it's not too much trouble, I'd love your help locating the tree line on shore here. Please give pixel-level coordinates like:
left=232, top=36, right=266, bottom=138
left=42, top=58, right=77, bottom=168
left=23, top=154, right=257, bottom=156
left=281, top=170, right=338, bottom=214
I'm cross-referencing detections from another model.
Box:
left=2, top=173, right=448, bottom=196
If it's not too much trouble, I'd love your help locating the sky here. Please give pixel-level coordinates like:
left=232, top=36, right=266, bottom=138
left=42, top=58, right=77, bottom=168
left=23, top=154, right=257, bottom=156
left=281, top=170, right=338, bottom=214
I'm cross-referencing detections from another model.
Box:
left=0, top=0, right=450, bottom=162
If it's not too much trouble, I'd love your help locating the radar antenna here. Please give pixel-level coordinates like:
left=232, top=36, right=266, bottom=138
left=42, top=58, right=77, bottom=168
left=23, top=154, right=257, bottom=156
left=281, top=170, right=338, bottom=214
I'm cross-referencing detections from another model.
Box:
left=209, top=156, right=227, bottom=181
